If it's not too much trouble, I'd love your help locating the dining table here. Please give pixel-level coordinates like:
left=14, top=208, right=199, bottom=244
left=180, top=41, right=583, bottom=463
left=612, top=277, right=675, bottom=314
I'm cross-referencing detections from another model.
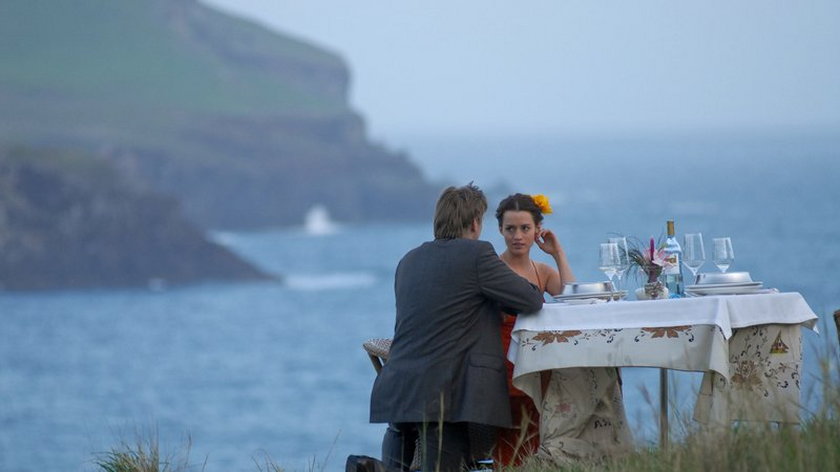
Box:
left=508, top=291, right=819, bottom=451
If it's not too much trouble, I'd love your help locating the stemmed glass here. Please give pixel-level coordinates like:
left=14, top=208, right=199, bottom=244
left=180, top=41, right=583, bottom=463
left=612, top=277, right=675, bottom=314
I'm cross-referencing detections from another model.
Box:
left=682, top=233, right=706, bottom=282
left=712, top=237, right=734, bottom=273
left=599, top=242, right=621, bottom=293
left=608, top=236, right=629, bottom=292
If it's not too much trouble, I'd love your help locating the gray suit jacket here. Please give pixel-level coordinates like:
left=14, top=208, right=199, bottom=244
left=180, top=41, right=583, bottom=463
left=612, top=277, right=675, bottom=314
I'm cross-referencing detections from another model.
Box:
left=370, top=238, right=544, bottom=428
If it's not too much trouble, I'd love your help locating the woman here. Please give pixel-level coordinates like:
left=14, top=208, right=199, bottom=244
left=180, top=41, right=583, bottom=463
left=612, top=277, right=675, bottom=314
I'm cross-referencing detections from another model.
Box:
left=496, top=194, right=634, bottom=467
left=494, top=193, right=575, bottom=465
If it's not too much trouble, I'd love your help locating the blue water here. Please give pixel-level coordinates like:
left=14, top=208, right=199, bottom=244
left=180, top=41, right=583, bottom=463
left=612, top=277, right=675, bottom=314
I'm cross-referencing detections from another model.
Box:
left=1, top=133, right=839, bottom=471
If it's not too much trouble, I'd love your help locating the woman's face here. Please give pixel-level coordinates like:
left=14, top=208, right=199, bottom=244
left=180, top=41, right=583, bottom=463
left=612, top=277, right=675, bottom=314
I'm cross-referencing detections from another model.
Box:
left=500, top=210, right=539, bottom=256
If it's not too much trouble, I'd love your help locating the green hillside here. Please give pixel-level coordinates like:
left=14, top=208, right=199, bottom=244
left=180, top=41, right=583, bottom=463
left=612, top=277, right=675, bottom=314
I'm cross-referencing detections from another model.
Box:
left=0, top=0, right=346, bottom=116
left=0, top=0, right=437, bottom=229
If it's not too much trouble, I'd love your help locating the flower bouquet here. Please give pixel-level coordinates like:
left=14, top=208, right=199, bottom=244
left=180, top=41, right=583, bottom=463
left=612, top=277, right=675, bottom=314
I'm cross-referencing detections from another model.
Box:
left=623, top=237, right=675, bottom=300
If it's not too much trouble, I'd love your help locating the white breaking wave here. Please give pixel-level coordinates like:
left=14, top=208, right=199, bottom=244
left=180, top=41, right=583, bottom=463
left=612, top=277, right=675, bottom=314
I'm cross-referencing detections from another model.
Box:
left=207, top=230, right=238, bottom=245
left=284, top=271, right=377, bottom=291
left=303, top=204, right=339, bottom=236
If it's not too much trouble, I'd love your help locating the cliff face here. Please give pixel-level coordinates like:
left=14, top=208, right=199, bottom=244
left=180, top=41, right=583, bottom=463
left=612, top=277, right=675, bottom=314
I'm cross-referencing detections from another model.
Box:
left=0, top=147, right=270, bottom=291
left=0, top=0, right=438, bottom=229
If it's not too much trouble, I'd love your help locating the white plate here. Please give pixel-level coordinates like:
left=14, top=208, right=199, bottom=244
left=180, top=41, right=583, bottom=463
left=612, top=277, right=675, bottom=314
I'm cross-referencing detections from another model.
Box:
left=686, top=288, right=777, bottom=297
left=685, top=285, right=766, bottom=296
left=551, top=290, right=627, bottom=301
left=560, top=298, right=608, bottom=305
left=686, top=281, right=763, bottom=290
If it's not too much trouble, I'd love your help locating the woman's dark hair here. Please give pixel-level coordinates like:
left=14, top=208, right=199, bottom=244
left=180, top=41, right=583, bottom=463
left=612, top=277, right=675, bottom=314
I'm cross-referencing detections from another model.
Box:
left=495, top=193, right=544, bottom=227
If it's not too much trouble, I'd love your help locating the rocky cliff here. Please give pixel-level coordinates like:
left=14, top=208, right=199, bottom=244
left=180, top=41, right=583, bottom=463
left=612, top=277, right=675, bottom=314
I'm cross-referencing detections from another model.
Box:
left=0, top=0, right=439, bottom=229
left=0, top=147, right=271, bottom=291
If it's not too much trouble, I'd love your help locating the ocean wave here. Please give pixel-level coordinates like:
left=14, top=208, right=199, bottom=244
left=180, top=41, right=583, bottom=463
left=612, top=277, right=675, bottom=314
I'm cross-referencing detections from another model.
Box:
left=207, top=230, right=239, bottom=245
left=284, top=271, right=378, bottom=291
left=303, top=204, right=340, bottom=236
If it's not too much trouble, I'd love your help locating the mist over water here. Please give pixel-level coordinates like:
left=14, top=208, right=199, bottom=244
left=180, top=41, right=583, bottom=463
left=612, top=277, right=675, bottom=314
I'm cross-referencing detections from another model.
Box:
left=1, top=133, right=839, bottom=471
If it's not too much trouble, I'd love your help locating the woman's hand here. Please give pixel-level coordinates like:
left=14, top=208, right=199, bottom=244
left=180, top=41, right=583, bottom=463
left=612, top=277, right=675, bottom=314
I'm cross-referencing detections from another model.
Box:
left=536, top=228, right=575, bottom=294
left=535, top=229, right=563, bottom=257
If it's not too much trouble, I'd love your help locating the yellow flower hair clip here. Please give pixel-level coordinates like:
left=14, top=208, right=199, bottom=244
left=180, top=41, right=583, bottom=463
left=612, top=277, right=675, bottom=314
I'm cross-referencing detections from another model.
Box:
left=531, top=194, right=553, bottom=214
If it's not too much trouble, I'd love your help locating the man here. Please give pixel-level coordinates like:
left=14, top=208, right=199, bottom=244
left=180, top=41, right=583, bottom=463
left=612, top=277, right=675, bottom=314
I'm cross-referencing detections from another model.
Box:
left=370, top=183, right=544, bottom=471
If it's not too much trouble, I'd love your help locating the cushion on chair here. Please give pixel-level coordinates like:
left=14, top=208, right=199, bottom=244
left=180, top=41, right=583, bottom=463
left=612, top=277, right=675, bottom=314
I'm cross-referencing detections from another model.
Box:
left=363, top=338, right=392, bottom=361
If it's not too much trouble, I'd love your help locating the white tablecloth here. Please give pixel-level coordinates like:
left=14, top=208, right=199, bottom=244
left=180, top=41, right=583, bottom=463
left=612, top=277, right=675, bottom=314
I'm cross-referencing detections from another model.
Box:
left=510, top=292, right=817, bottom=362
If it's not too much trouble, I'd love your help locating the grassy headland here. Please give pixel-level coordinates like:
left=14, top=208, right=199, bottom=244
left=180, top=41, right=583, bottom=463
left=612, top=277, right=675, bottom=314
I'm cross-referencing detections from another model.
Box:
left=0, top=0, right=438, bottom=230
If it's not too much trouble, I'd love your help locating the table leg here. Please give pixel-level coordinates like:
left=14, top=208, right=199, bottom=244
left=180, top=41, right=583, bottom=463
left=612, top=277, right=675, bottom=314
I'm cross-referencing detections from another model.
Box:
left=834, top=309, right=840, bottom=348
left=659, top=368, right=669, bottom=448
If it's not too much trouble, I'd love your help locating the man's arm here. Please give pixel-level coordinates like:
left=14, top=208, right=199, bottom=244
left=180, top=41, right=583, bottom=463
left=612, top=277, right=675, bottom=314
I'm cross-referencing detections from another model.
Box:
left=475, top=241, right=544, bottom=314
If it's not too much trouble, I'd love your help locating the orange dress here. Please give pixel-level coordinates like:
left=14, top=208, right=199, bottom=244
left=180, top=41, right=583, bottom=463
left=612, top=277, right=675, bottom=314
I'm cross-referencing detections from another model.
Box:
left=495, top=261, right=543, bottom=466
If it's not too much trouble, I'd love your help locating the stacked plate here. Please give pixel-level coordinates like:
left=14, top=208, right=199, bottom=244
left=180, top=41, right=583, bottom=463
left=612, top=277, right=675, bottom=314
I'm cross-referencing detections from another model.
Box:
left=551, top=291, right=627, bottom=302
left=551, top=281, right=627, bottom=303
left=685, top=271, right=765, bottom=296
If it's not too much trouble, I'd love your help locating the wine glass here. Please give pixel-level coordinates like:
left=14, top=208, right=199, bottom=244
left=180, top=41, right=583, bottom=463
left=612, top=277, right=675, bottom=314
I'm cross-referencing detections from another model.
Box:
left=608, top=236, right=629, bottom=291
left=599, top=242, right=620, bottom=292
left=682, top=233, right=706, bottom=281
left=712, top=237, right=734, bottom=273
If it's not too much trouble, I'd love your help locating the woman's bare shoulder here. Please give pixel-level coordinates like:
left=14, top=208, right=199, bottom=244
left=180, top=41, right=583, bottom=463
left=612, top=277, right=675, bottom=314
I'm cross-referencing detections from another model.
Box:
left=535, top=261, right=559, bottom=276
left=533, top=260, right=560, bottom=290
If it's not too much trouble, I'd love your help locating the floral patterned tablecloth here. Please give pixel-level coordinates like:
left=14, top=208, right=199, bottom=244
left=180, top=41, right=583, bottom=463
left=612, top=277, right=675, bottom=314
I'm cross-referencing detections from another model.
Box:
left=509, top=293, right=818, bottom=462
left=693, top=323, right=803, bottom=425
left=511, top=325, right=729, bottom=408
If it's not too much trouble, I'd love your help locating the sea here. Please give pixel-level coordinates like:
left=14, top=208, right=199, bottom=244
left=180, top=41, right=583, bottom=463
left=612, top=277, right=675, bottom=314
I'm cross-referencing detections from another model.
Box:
left=1, top=132, right=839, bottom=472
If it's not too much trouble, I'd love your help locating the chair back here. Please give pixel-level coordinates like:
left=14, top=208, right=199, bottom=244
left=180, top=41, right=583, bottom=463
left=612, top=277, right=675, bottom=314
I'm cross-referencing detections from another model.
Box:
left=362, top=338, right=392, bottom=375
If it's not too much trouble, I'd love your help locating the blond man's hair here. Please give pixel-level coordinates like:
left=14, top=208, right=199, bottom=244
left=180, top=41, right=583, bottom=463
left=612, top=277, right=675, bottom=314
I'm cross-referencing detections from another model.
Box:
left=433, top=183, right=487, bottom=239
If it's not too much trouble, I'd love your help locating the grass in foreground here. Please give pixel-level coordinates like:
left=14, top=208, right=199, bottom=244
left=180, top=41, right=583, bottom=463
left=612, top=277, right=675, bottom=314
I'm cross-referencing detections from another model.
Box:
left=508, top=415, right=840, bottom=472
left=93, top=433, right=204, bottom=472
left=93, top=406, right=839, bottom=472
left=93, top=390, right=838, bottom=472
left=93, top=393, right=838, bottom=472
left=93, top=434, right=331, bottom=472
left=94, top=341, right=839, bottom=472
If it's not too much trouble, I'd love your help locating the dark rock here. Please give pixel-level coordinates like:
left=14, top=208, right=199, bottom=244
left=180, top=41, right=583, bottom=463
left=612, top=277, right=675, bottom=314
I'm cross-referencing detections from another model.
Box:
left=0, top=147, right=272, bottom=291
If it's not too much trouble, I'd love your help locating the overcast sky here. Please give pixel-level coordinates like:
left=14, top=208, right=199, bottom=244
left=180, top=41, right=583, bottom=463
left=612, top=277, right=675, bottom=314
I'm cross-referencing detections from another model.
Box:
left=203, top=0, right=840, bottom=141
